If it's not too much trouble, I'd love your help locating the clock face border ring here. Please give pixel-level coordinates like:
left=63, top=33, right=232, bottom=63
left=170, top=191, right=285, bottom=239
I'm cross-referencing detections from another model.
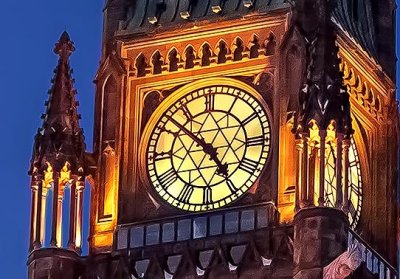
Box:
left=138, top=77, right=273, bottom=211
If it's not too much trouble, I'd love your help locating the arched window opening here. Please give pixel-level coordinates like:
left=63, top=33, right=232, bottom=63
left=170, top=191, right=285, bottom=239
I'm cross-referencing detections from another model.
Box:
left=168, top=49, right=179, bottom=72
left=201, top=44, right=212, bottom=66
left=102, top=76, right=118, bottom=144
left=375, top=97, right=381, bottom=112
left=233, top=38, right=244, bottom=61
left=184, top=46, right=196, bottom=69
left=135, top=54, right=147, bottom=77
left=249, top=35, right=260, bottom=58
left=265, top=33, right=277, bottom=56
left=152, top=51, right=163, bottom=74
left=217, top=41, right=228, bottom=64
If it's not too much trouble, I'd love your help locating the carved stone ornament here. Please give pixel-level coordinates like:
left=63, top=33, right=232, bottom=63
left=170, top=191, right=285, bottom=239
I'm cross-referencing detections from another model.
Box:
left=323, top=245, right=362, bottom=279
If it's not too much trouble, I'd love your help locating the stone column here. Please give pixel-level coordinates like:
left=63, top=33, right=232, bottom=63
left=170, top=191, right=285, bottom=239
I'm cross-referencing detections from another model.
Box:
left=293, top=207, right=349, bottom=279
left=318, top=131, right=326, bottom=206
left=342, top=139, right=350, bottom=212
left=301, top=135, right=309, bottom=207
left=30, top=176, right=42, bottom=250
left=68, top=181, right=77, bottom=251
left=335, top=134, right=344, bottom=208
left=295, top=139, right=302, bottom=212
left=308, top=147, right=316, bottom=205
left=74, top=180, right=85, bottom=253
left=50, top=173, right=64, bottom=247
left=40, top=186, right=49, bottom=245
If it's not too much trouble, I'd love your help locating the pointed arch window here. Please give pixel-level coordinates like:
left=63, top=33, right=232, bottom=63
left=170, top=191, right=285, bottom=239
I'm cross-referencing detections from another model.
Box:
left=265, top=33, right=277, bottom=56
left=217, top=41, right=228, bottom=64
left=233, top=38, right=244, bottom=61
left=249, top=35, right=260, bottom=59
left=152, top=51, right=163, bottom=74
left=168, top=49, right=179, bottom=72
left=135, top=54, right=147, bottom=77
left=102, top=76, right=118, bottom=142
left=201, top=44, right=212, bottom=66
left=184, top=46, right=196, bottom=69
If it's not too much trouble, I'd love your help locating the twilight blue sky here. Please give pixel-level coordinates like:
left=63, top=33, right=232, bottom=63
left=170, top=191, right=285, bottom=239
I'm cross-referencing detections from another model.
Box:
left=0, top=1, right=398, bottom=278
left=0, top=1, right=102, bottom=278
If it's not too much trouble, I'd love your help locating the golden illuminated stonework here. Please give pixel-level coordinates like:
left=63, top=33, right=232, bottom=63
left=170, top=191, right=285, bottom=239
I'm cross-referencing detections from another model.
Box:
left=146, top=85, right=271, bottom=211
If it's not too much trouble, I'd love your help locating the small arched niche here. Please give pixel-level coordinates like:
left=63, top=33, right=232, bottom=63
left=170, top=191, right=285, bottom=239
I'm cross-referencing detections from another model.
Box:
left=184, top=45, right=196, bottom=69
left=135, top=53, right=147, bottom=77
left=249, top=34, right=260, bottom=59
left=200, top=43, right=212, bottom=66
left=151, top=51, right=164, bottom=74
left=232, top=37, right=244, bottom=61
left=265, top=33, right=277, bottom=56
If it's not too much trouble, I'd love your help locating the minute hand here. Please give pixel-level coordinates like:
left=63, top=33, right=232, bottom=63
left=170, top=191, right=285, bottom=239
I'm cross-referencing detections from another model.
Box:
left=167, top=116, right=228, bottom=177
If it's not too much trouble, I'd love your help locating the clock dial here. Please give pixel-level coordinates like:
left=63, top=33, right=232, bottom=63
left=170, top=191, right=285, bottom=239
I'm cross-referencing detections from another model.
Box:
left=324, top=137, right=362, bottom=229
left=147, top=86, right=271, bottom=211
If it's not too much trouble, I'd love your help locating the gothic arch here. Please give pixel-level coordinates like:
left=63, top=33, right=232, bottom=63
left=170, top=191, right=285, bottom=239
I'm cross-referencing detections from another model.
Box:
left=248, top=34, right=261, bottom=59
left=135, top=53, right=148, bottom=77
left=101, top=74, right=118, bottom=142
left=359, top=81, right=369, bottom=104
left=231, top=37, right=245, bottom=61
left=167, top=47, right=180, bottom=72
left=199, top=42, right=213, bottom=66
left=215, top=39, right=228, bottom=64
left=150, top=50, right=164, bottom=74
left=182, top=44, right=197, bottom=69
left=265, top=32, right=277, bottom=56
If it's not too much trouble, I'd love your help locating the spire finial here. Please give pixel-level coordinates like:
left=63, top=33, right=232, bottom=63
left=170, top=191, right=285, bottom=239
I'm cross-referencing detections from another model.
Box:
left=30, top=32, right=85, bottom=174
left=54, top=31, right=75, bottom=60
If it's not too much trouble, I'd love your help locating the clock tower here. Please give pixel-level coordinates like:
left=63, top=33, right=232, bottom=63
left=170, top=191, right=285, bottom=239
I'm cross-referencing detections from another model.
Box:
left=27, top=0, right=398, bottom=278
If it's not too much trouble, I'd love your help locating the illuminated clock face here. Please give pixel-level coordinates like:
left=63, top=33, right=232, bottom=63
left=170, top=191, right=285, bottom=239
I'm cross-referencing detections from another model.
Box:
left=147, top=86, right=271, bottom=212
left=324, top=137, right=362, bottom=228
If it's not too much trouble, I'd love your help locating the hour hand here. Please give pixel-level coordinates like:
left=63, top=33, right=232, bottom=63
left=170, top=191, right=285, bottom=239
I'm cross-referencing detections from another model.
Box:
left=203, top=142, right=229, bottom=177
left=216, top=162, right=229, bottom=177
left=167, top=116, right=229, bottom=177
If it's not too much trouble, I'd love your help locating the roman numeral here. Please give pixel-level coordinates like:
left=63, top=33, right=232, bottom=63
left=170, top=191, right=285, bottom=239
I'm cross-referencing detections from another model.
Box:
left=205, top=94, right=215, bottom=111
left=178, top=184, right=194, bottom=203
left=203, top=187, right=212, bottom=204
left=239, top=158, right=259, bottom=173
left=242, top=113, right=258, bottom=126
left=350, top=183, right=361, bottom=196
left=158, top=168, right=177, bottom=189
left=154, top=151, right=172, bottom=161
left=246, top=135, right=265, bottom=147
left=226, top=179, right=237, bottom=193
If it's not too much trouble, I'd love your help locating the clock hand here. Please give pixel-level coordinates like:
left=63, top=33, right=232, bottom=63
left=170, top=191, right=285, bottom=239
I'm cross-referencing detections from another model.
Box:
left=166, top=116, right=229, bottom=177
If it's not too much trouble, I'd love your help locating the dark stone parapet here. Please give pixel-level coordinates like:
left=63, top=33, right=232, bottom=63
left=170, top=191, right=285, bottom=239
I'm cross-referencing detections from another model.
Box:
left=293, top=207, right=349, bottom=279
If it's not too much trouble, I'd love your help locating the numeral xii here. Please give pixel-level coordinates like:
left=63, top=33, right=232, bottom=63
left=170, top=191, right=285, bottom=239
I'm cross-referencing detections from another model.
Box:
left=205, top=94, right=215, bottom=111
